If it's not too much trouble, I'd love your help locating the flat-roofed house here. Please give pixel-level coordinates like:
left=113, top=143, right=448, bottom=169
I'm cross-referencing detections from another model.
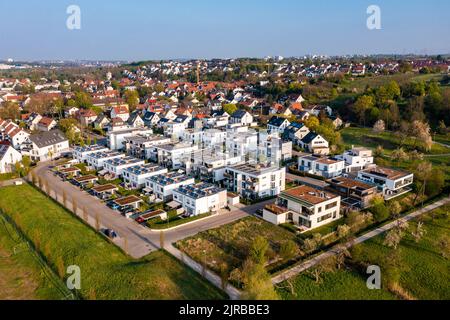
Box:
left=73, top=145, right=109, bottom=162
left=172, top=183, right=227, bottom=216
left=145, top=172, right=195, bottom=202
left=298, top=155, right=345, bottom=178
left=86, top=151, right=125, bottom=170
left=336, top=147, right=374, bottom=173
left=224, top=163, right=286, bottom=200
left=263, top=185, right=341, bottom=230
left=122, top=163, right=168, bottom=189
left=357, top=166, right=414, bottom=200
left=103, top=156, right=145, bottom=178
left=326, top=176, right=378, bottom=209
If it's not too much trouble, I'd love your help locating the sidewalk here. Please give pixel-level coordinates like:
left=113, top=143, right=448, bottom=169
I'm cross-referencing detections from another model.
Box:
left=272, top=196, right=450, bottom=284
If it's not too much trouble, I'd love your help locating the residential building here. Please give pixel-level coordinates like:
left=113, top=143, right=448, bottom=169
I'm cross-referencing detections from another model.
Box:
left=164, top=122, right=186, bottom=141
left=357, top=166, right=414, bottom=200
left=282, top=122, right=310, bottom=144
left=73, top=144, right=109, bottom=162
left=202, top=129, right=227, bottom=149
left=263, top=185, right=341, bottom=230
left=267, top=116, right=290, bottom=135
left=336, top=147, right=374, bottom=173
left=326, top=176, right=378, bottom=209
left=300, top=132, right=330, bottom=155
left=24, top=130, right=70, bottom=162
left=36, top=117, right=57, bottom=132
left=152, top=143, right=198, bottom=170
left=225, top=129, right=258, bottom=159
left=173, top=183, right=227, bottom=216
left=0, top=144, right=22, bottom=173
left=107, top=127, right=153, bottom=150
left=145, top=172, right=195, bottom=202
left=230, top=110, right=254, bottom=126
left=103, top=156, right=145, bottom=178
left=110, top=105, right=130, bottom=122
left=224, top=163, right=286, bottom=200
left=86, top=151, right=125, bottom=170
left=122, top=163, right=168, bottom=189
left=124, top=135, right=171, bottom=160
left=258, top=131, right=292, bottom=164
left=298, top=155, right=345, bottom=178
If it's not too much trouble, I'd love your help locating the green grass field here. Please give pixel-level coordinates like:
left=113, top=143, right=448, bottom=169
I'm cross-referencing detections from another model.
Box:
left=0, top=184, right=226, bottom=300
left=277, top=204, right=450, bottom=300
left=0, top=215, right=68, bottom=300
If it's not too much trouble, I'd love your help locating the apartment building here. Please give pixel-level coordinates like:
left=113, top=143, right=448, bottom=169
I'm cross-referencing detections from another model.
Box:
left=357, top=166, right=414, bottom=200
left=73, top=144, right=109, bottom=162
left=107, top=128, right=153, bottom=151
left=145, top=172, right=195, bottom=202
left=122, top=163, right=168, bottom=189
left=191, top=151, right=242, bottom=183
left=225, top=130, right=258, bottom=159
left=298, top=155, right=345, bottom=178
left=86, top=151, right=125, bottom=170
left=224, top=163, right=286, bottom=200
left=151, top=143, right=199, bottom=170
left=202, top=129, right=227, bottom=149
left=172, top=183, right=227, bottom=216
left=326, top=176, right=378, bottom=209
left=336, top=147, right=374, bottom=173
left=259, top=131, right=292, bottom=164
left=124, top=135, right=171, bottom=160
left=263, top=185, right=341, bottom=230
left=103, top=156, right=145, bottom=178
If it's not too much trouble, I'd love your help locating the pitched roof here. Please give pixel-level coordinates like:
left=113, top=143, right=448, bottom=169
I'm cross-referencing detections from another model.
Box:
left=301, top=132, right=319, bottom=144
left=29, top=130, right=68, bottom=148
left=268, top=116, right=289, bottom=127
left=231, top=110, right=248, bottom=119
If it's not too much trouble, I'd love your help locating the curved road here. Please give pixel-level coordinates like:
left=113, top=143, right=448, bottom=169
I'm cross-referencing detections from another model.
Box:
left=33, top=161, right=272, bottom=259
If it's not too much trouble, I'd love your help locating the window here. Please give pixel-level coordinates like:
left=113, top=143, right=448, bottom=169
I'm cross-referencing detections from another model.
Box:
left=325, top=202, right=337, bottom=210
left=317, top=213, right=332, bottom=223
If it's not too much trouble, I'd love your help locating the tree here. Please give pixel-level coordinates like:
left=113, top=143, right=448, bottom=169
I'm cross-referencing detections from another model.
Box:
left=389, top=201, right=402, bottom=219
left=370, top=196, right=389, bottom=223
left=302, top=238, right=318, bottom=254
left=334, top=245, right=351, bottom=270
left=391, top=148, right=409, bottom=162
left=250, top=236, right=269, bottom=265
left=436, top=236, right=449, bottom=259
left=304, top=116, right=320, bottom=131
left=0, top=101, right=21, bottom=120
left=308, top=257, right=336, bottom=283
left=124, top=90, right=139, bottom=111
left=337, top=224, right=351, bottom=240
left=240, top=259, right=279, bottom=300
left=279, top=240, right=298, bottom=261
left=411, top=222, right=426, bottom=243
left=410, top=120, right=433, bottom=151
left=222, top=103, right=237, bottom=116
left=413, top=162, right=433, bottom=205
left=384, top=228, right=403, bottom=249
left=353, top=95, right=375, bottom=126
left=373, top=120, right=385, bottom=133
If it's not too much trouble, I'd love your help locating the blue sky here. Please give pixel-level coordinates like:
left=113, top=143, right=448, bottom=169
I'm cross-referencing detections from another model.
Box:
left=0, top=0, right=449, bottom=61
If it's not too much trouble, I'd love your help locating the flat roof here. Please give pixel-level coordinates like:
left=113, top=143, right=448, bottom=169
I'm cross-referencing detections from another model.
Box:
left=229, top=163, right=282, bottom=176
left=282, top=185, right=339, bottom=205
left=175, top=183, right=225, bottom=199
left=114, top=195, right=143, bottom=206
left=91, top=184, right=118, bottom=193
left=328, top=177, right=376, bottom=190
left=123, top=163, right=167, bottom=176
left=74, top=175, right=99, bottom=183
left=59, top=167, right=81, bottom=174
left=360, top=166, right=412, bottom=180
left=140, top=209, right=166, bottom=219
left=147, top=172, right=193, bottom=186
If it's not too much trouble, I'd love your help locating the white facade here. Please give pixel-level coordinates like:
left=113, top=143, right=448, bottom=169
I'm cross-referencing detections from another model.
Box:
left=108, top=128, right=153, bottom=151
left=73, top=145, right=109, bottom=162
left=122, top=164, right=168, bottom=189
left=86, top=151, right=125, bottom=170
left=173, top=183, right=227, bottom=216
left=298, top=155, right=345, bottom=178
left=145, top=172, right=195, bottom=202
left=263, top=185, right=341, bottom=230
left=154, top=143, right=198, bottom=170
left=202, top=129, right=226, bottom=149
left=103, top=157, right=145, bottom=178
left=225, top=130, right=258, bottom=159
left=0, top=144, right=22, bottom=173
left=164, top=122, right=186, bottom=141
left=336, top=147, right=374, bottom=173
left=224, top=164, right=286, bottom=200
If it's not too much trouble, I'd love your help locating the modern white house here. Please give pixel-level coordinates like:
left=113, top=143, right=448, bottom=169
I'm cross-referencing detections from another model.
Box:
left=224, top=163, right=286, bottom=200
left=86, top=151, right=125, bottom=170
left=152, top=143, right=198, bottom=170
left=24, top=130, right=70, bottom=162
left=192, top=151, right=242, bottom=183
left=73, top=145, right=109, bottom=162
left=122, top=163, right=168, bottom=189
left=182, top=129, right=204, bottom=145
left=335, top=147, right=374, bottom=173
left=357, top=166, right=414, bottom=200
left=263, top=185, right=341, bottom=231
left=107, top=128, right=153, bottom=151
left=103, top=156, right=145, bottom=178
left=145, top=172, right=195, bottom=202
left=225, top=130, right=258, bottom=159
left=124, top=135, right=171, bottom=160
left=298, top=155, right=345, bottom=178
left=172, top=183, right=227, bottom=216
left=202, top=129, right=227, bottom=149
left=258, top=131, right=292, bottom=164
left=0, top=144, right=22, bottom=173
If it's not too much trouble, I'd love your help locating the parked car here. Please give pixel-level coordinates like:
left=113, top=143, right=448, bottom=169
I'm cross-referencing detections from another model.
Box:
left=121, top=206, right=135, bottom=215
left=103, top=229, right=118, bottom=239
left=255, top=209, right=263, bottom=216
left=106, top=201, right=121, bottom=210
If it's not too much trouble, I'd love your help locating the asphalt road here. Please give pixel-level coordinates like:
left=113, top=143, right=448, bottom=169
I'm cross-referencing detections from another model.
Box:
left=33, top=161, right=273, bottom=259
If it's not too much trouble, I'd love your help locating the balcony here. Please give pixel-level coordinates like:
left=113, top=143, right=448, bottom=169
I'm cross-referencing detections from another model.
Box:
left=264, top=204, right=289, bottom=215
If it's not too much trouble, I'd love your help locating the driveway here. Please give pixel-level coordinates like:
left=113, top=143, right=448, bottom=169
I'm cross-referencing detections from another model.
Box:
left=32, top=161, right=270, bottom=259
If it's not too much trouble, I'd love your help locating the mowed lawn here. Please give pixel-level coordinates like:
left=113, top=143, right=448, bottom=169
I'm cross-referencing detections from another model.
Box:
left=177, top=216, right=303, bottom=275
left=277, top=205, right=450, bottom=300
left=0, top=184, right=226, bottom=300
left=0, top=215, right=67, bottom=300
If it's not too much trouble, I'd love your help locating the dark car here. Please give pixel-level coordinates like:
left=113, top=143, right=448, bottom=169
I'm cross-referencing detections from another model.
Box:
left=106, top=201, right=121, bottom=210
left=255, top=209, right=263, bottom=216
left=121, top=206, right=135, bottom=215
left=103, top=229, right=118, bottom=239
